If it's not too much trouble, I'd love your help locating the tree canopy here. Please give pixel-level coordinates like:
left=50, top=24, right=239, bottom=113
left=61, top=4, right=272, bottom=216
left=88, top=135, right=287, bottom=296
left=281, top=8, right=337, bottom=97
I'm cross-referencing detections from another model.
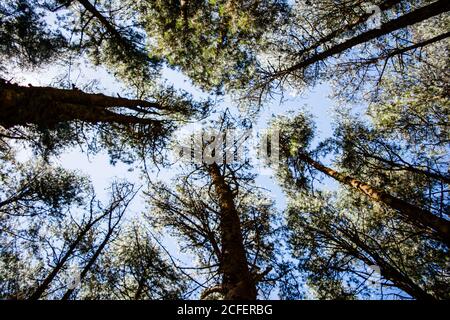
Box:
left=0, top=0, right=448, bottom=301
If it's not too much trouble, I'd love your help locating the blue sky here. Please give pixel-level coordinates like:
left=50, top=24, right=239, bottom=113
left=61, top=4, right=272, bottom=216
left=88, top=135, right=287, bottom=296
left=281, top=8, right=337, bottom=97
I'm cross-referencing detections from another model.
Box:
left=13, top=54, right=339, bottom=199
left=11, top=54, right=345, bottom=298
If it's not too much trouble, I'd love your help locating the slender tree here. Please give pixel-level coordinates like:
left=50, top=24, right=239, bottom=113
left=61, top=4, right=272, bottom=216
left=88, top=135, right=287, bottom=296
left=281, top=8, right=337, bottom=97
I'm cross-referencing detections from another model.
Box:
left=285, top=190, right=447, bottom=299
left=273, top=113, right=450, bottom=247
left=146, top=113, right=278, bottom=299
left=27, top=182, right=135, bottom=300
left=60, top=185, right=136, bottom=300
left=0, top=158, right=90, bottom=299
left=74, top=222, right=187, bottom=300
left=245, top=0, right=450, bottom=104
left=268, top=0, right=449, bottom=82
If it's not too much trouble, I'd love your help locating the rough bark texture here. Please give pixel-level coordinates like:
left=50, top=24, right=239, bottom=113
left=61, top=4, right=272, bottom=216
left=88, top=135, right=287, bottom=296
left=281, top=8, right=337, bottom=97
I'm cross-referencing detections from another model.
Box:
left=208, top=163, right=256, bottom=300
left=0, top=80, right=160, bottom=128
left=273, top=0, right=450, bottom=79
left=299, top=153, right=450, bottom=247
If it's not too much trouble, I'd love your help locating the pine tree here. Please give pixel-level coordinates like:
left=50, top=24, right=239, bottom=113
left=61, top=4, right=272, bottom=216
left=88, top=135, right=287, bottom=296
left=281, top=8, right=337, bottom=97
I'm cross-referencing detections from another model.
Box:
left=146, top=113, right=277, bottom=299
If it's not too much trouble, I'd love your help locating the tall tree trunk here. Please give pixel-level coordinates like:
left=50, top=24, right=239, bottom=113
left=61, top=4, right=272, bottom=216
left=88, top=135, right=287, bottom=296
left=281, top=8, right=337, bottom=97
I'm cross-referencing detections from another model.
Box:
left=75, top=0, right=126, bottom=44
left=0, top=79, right=161, bottom=129
left=74, top=0, right=156, bottom=63
left=298, top=153, right=450, bottom=247
left=273, top=0, right=450, bottom=80
left=207, top=163, right=257, bottom=300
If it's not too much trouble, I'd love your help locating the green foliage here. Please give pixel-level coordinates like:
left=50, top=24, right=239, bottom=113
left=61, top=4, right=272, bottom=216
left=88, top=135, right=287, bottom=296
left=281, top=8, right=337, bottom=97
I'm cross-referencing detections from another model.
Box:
left=142, top=0, right=289, bottom=92
left=0, top=0, right=449, bottom=301
left=145, top=168, right=278, bottom=298
left=286, top=190, right=449, bottom=299
left=0, top=158, right=90, bottom=217
left=76, top=223, right=187, bottom=299
left=270, top=112, right=316, bottom=190
left=272, top=105, right=449, bottom=298
left=0, top=0, right=67, bottom=68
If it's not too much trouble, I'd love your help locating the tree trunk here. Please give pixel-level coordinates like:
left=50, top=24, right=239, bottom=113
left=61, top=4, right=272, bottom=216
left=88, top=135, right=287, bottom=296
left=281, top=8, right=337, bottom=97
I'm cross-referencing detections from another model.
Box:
left=75, top=0, right=126, bottom=44
left=207, top=163, right=257, bottom=300
left=74, top=0, right=156, bottom=63
left=274, top=0, right=450, bottom=79
left=0, top=80, right=161, bottom=128
left=28, top=211, right=109, bottom=300
left=298, top=153, right=450, bottom=247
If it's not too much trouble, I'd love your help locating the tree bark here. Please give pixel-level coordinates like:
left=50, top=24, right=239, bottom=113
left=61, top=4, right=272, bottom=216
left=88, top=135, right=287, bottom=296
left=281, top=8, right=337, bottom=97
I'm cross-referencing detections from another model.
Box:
left=207, top=163, right=257, bottom=300
left=298, top=153, right=450, bottom=247
left=0, top=80, right=161, bottom=129
left=273, top=0, right=450, bottom=80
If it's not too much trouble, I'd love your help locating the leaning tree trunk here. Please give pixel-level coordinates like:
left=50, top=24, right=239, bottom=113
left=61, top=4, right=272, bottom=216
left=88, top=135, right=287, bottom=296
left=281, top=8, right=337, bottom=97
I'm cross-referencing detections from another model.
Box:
left=75, top=0, right=126, bottom=44
left=28, top=211, right=109, bottom=300
left=274, top=0, right=450, bottom=80
left=74, top=0, right=155, bottom=61
left=296, top=0, right=403, bottom=58
left=208, top=163, right=257, bottom=300
left=312, top=223, right=436, bottom=300
left=298, top=153, right=450, bottom=247
left=0, top=79, right=161, bottom=129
